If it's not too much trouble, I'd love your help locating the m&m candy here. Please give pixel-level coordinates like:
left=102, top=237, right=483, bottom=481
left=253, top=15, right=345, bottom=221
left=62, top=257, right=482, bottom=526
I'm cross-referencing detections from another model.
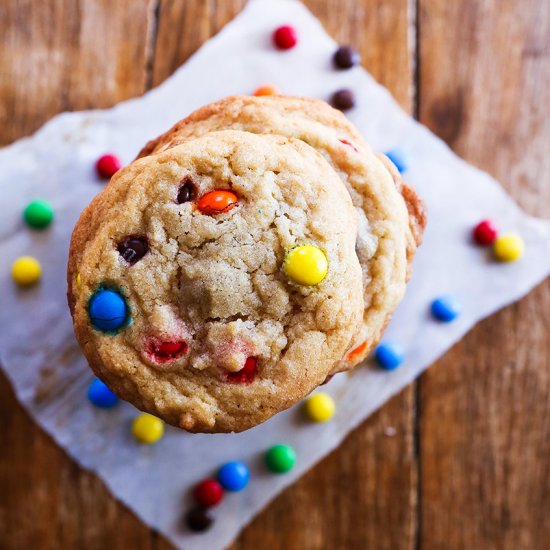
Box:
left=197, top=190, right=238, bottom=215
left=330, top=88, right=355, bottom=111
left=385, top=148, right=409, bottom=174
left=11, top=256, right=42, bottom=286
left=87, top=377, right=118, bottom=408
left=493, top=233, right=524, bottom=262
left=303, top=392, right=335, bottom=422
left=375, top=342, right=405, bottom=370
left=186, top=507, right=213, bottom=532
left=333, top=45, right=361, bottom=69
left=253, top=84, right=279, bottom=96
left=132, top=413, right=164, bottom=444
left=217, top=461, right=249, bottom=492
left=96, top=153, right=121, bottom=179
left=431, top=295, right=462, bottom=322
left=194, top=479, right=224, bottom=507
left=272, top=25, right=298, bottom=50
left=23, top=199, right=54, bottom=230
left=284, top=245, right=328, bottom=286
left=88, top=289, right=128, bottom=332
left=265, top=444, right=296, bottom=473
left=472, top=219, right=498, bottom=245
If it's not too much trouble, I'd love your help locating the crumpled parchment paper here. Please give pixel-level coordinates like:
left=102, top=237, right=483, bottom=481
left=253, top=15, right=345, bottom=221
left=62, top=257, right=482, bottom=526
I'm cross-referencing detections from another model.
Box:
left=1, top=1, right=549, bottom=548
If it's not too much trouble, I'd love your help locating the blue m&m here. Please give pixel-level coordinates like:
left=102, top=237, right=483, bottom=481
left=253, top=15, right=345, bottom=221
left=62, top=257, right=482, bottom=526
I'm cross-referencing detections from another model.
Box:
left=87, top=377, right=118, bottom=408
left=375, top=342, right=405, bottom=370
left=88, top=289, right=128, bottom=332
left=217, top=461, right=250, bottom=492
left=385, top=148, right=409, bottom=173
left=431, top=295, right=462, bottom=322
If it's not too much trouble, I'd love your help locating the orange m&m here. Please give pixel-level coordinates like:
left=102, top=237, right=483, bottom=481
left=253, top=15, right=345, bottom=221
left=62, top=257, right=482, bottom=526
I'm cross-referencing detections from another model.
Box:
left=197, top=190, right=238, bottom=215
left=345, top=341, right=368, bottom=361
left=253, top=84, right=279, bottom=96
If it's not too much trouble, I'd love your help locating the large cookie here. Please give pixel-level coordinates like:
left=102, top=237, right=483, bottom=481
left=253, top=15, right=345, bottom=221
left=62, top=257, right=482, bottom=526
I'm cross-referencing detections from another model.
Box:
left=68, top=131, right=364, bottom=432
left=138, top=95, right=426, bottom=369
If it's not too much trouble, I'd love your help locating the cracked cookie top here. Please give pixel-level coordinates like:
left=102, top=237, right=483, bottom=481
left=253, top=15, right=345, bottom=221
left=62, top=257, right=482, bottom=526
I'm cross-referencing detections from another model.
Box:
left=68, top=130, right=364, bottom=432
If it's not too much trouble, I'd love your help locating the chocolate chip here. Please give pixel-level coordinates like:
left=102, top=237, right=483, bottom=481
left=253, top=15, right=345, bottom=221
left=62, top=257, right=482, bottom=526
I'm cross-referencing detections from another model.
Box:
left=177, top=178, right=196, bottom=204
left=185, top=507, right=213, bottom=532
left=117, top=236, right=148, bottom=264
left=330, top=89, right=356, bottom=111
left=333, top=46, right=360, bottom=69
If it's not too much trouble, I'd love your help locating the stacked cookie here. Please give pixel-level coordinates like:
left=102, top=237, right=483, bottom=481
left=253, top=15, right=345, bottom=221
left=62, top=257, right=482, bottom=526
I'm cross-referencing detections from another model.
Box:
left=68, top=96, right=425, bottom=433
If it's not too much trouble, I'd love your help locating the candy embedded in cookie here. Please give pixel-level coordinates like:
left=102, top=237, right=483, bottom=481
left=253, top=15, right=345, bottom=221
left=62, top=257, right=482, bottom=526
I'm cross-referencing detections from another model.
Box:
left=283, top=245, right=328, bottom=286
left=68, top=130, right=364, bottom=433
left=88, top=288, right=129, bottom=333
left=197, top=190, right=238, bottom=215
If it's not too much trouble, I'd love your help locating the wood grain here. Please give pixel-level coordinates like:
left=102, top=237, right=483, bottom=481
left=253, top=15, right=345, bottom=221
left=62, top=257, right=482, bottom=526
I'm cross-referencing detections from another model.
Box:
left=0, top=0, right=548, bottom=548
left=0, top=1, right=157, bottom=548
left=418, top=0, right=550, bottom=549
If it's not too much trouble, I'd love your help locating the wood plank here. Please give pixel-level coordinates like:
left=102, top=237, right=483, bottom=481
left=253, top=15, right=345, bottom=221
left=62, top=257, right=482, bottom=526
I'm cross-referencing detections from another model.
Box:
left=150, top=0, right=417, bottom=548
left=0, top=1, right=158, bottom=548
left=418, top=1, right=550, bottom=548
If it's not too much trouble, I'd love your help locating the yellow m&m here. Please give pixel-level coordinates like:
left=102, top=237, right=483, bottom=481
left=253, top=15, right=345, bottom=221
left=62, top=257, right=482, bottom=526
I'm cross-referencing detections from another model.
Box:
left=284, top=245, right=328, bottom=286
left=304, top=392, right=335, bottom=423
left=11, top=256, right=42, bottom=286
left=493, top=233, right=524, bottom=262
left=132, top=413, right=164, bottom=444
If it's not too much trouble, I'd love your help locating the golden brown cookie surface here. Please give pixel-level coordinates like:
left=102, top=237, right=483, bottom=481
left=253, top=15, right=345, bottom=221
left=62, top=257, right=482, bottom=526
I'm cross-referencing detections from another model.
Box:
left=68, top=131, right=363, bottom=432
left=138, top=95, right=426, bottom=369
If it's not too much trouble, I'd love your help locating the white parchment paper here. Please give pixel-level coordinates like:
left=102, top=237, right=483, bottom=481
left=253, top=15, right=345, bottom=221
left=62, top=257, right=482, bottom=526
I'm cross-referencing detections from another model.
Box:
left=1, top=1, right=549, bottom=548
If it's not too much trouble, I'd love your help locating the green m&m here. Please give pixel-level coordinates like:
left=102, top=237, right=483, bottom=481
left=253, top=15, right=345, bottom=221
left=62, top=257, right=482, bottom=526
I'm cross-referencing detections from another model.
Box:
left=265, top=444, right=297, bottom=473
left=23, top=199, right=54, bottom=230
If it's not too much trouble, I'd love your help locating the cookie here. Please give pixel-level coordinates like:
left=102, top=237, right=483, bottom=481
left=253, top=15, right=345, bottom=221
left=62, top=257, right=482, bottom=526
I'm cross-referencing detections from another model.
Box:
left=138, top=95, right=426, bottom=369
left=68, top=130, right=364, bottom=432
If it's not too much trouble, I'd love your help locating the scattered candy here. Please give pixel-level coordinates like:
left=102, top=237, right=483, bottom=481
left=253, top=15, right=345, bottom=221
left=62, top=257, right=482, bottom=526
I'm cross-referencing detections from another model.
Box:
left=265, top=444, right=296, bottom=473
left=11, top=256, right=42, bottom=287
left=385, top=148, right=409, bottom=173
left=23, top=199, right=54, bottom=230
left=431, top=295, right=462, bottom=322
left=472, top=219, right=498, bottom=245
left=217, top=461, right=250, bottom=492
left=493, top=233, right=524, bottom=262
left=194, top=479, right=224, bottom=508
left=253, top=84, right=279, bottom=96
left=304, top=392, right=335, bottom=422
left=225, top=356, right=258, bottom=384
left=88, top=289, right=128, bottom=332
left=346, top=341, right=368, bottom=361
left=96, top=153, right=121, bottom=179
left=185, top=507, right=213, bottom=532
left=284, top=245, right=328, bottom=286
left=117, top=236, right=148, bottom=264
left=272, top=25, right=298, bottom=50
left=177, top=178, right=196, bottom=204
left=132, top=413, right=164, bottom=444
left=330, top=88, right=355, bottom=111
left=76, top=273, right=82, bottom=289
left=375, top=342, right=405, bottom=370
left=197, top=190, right=238, bottom=215
left=87, top=377, right=118, bottom=408
left=333, top=45, right=360, bottom=69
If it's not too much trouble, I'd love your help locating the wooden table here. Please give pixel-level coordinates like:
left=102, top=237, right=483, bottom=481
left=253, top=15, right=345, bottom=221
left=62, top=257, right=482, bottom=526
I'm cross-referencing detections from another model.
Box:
left=1, top=1, right=549, bottom=548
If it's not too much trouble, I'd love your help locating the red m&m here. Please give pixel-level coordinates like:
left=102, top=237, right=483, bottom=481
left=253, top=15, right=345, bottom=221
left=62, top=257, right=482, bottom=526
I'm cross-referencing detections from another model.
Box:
left=96, top=153, right=121, bottom=179
left=194, top=479, right=224, bottom=507
left=473, top=219, right=498, bottom=245
left=273, top=25, right=298, bottom=50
